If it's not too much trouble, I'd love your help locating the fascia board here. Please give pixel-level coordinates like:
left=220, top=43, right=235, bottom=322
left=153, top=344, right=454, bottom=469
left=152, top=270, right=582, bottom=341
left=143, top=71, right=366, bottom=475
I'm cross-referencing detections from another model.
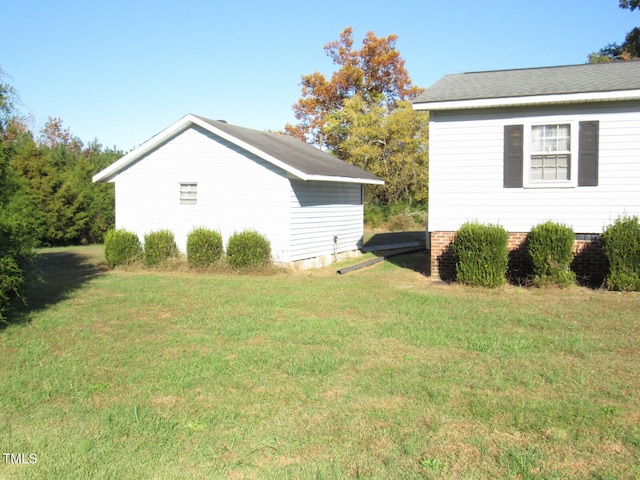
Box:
left=92, top=115, right=194, bottom=182
left=413, top=89, right=640, bottom=111
left=299, top=174, right=385, bottom=185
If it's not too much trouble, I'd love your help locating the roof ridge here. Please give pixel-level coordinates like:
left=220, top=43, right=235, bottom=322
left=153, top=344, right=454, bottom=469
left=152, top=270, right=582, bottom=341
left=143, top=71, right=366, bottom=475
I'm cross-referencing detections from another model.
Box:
left=458, top=60, right=640, bottom=76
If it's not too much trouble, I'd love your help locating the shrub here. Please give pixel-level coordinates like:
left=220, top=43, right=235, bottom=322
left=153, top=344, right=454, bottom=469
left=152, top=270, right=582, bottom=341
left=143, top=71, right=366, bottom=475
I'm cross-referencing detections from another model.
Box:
left=226, top=230, right=272, bottom=269
left=452, top=222, right=509, bottom=288
left=600, top=215, right=640, bottom=291
left=187, top=227, right=223, bottom=268
left=387, top=213, right=412, bottom=231
left=104, top=229, right=143, bottom=269
left=527, top=221, right=576, bottom=286
left=0, top=255, right=24, bottom=320
left=0, top=220, right=35, bottom=320
left=364, top=204, right=386, bottom=229
left=364, top=202, right=428, bottom=230
left=143, top=229, right=178, bottom=267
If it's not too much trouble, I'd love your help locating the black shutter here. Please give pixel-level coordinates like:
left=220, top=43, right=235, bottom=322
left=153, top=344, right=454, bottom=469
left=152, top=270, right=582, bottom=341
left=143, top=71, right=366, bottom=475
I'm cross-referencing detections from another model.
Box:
left=578, top=121, right=599, bottom=186
left=504, top=125, right=523, bottom=188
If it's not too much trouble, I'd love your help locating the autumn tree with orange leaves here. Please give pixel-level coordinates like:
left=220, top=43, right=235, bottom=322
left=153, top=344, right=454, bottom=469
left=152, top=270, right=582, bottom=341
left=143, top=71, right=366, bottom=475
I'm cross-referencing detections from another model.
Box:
left=286, top=27, right=424, bottom=149
left=286, top=28, right=429, bottom=206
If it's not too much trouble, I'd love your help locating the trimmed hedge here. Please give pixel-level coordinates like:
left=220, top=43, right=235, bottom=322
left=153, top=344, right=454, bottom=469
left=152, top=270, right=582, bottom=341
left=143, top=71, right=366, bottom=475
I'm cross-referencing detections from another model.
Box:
left=600, top=215, right=640, bottom=291
left=104, top=229, right=143, bottom=269
left=226, top=230, right=272, bottom=269
left=452, top=222, right=509, bottom=288
left=187, top=227, right=223, bottom=268
left=527, top=221, right=576, bottom=286
left=143, top=229, right=178, bottom=267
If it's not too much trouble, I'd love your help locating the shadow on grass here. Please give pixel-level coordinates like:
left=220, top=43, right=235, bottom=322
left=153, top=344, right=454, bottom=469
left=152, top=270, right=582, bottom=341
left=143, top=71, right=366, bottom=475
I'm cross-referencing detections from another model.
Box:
left=4, top=248, right=108, bottom=327
left=356, top=231, right=429, bottom=276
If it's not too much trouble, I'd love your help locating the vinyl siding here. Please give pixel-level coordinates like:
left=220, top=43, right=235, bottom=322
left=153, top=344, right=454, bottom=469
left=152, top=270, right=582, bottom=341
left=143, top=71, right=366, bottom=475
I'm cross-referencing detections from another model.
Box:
left=428, top=101, right=640, bottom=234
left=112, top=126, right=290, bottom=259
left=288, top=180, right=363, bottom=262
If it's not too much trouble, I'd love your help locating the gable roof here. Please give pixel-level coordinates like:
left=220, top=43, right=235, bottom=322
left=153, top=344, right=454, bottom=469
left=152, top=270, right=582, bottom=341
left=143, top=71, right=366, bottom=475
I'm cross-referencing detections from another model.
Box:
left=413, top=61, right=640, bottom=111
left=93, top=114, right=384, bottom=185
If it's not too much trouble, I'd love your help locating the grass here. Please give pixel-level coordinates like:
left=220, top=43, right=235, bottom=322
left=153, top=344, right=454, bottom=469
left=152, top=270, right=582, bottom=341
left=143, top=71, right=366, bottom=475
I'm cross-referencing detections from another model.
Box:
left=1, top=246, right=639, bottom=478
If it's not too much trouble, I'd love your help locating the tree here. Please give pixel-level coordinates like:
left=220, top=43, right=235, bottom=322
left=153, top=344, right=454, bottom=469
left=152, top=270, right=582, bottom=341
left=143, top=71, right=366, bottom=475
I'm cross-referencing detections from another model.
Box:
left=287, top=28, right=428, bottom=207
left=0, top=69, right=17, bottom=136
left=323, top=94, right=428, bottom=205
left=11, top=121, right=118, bottom=246
left=620, top=0, right=640, bottom=10
left=589, top=1, right=640, bottom=61
left=0, top=71, right=36, bottom=321
left=38, top=116, right=83, bottom=152
left=286, top=27, right=424, bottom=149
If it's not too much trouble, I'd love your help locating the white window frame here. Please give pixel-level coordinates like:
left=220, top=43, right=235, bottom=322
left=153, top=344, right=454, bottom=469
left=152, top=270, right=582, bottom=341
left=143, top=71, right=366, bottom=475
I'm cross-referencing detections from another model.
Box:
left=179, top=182, right=197, bottom=205
left=523, top=120, right=578, bottom=188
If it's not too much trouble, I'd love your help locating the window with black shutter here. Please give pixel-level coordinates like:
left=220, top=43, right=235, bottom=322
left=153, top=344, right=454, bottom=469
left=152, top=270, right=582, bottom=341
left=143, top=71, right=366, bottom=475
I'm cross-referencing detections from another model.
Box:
left=503, top=121, right=599, bottom=188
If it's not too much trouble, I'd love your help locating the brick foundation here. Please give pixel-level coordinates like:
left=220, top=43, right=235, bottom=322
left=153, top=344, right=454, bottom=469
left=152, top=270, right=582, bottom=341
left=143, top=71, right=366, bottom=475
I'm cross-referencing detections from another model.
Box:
left=429, top=231, right=607, bottom=287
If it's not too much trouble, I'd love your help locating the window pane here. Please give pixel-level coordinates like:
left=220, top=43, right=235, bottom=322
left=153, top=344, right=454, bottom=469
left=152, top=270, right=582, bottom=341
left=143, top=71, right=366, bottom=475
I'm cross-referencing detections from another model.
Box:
left=531, top=168, right=543, bottom=180
left=557, top=166, right=568, bottom=179
left=531, top=155, right=543, bottom=168
left=531, top=127, right=544, bottom=151
left=556, top=154, right=569, bottom=167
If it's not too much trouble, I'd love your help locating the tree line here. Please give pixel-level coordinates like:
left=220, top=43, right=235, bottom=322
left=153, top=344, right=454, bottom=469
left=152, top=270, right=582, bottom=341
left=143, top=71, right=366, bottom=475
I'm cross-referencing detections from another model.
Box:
left=1, top=69, right=119, bottom=319
left=1, top=108, right=118, bottom=246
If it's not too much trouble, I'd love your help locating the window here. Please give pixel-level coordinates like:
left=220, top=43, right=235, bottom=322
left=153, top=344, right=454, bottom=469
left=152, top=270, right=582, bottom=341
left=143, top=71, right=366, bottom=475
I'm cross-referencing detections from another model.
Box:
left=530, top=124, right=571, bottom=182
left=180, top=183, right=197, bottom=205
left=504, top=121, right=598, bottom=188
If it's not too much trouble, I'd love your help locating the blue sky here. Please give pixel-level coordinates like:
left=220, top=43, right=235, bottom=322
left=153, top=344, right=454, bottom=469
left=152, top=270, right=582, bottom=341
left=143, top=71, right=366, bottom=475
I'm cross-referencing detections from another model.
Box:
left=3, top=0, right=637, bottom=151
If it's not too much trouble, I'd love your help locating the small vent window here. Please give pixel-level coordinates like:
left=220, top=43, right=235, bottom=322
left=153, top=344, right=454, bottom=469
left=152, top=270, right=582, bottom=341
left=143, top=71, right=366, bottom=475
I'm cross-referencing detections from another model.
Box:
left=180, top=183, right=197, bottom=205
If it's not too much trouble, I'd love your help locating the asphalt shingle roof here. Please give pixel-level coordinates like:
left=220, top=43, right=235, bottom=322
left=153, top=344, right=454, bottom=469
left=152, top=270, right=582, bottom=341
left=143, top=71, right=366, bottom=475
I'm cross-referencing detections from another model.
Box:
left=192, top=115, right=382, bottom=182
left=413, top=61, right=640, bottom=104
left=93, top=114, right=383, bottom=184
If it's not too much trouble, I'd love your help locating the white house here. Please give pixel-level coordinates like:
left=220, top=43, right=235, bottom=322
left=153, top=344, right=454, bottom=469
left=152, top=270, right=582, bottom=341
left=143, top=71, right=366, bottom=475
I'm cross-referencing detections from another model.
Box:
left=413, top=61, right=640, bottom=280
left=93, top=114, right=383, bottom=267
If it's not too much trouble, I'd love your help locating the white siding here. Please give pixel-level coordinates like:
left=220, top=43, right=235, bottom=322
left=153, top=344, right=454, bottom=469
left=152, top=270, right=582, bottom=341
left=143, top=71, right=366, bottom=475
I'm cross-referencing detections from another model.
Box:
left=288, top=180, right=363, bottom=262
left=429, top=102, right=640, bottom=234
left=113, top=126, right=290, bottom=260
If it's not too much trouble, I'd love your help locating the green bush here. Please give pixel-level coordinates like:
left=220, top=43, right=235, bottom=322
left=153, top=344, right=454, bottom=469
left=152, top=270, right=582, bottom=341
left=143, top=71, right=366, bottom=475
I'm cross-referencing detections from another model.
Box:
left=452, top=222, right=509, bottom=288
left=0, top=220, right=35, bottom=320
left=187, top=227, right=223, bottom=268
left=364, top=202, right=428, bottom=230
left=364, top=204, right=386, bottom=229
left=387, top=213, right=412, bottom=231
left=527, top=221, right=576, bottom=286
left=104, top=229, right=143, bottom=269
left=143, top=230, right=178, bottom=267
left=600, top=215, right=640, bottom=291
left=226, top=230, right=272, bottom=269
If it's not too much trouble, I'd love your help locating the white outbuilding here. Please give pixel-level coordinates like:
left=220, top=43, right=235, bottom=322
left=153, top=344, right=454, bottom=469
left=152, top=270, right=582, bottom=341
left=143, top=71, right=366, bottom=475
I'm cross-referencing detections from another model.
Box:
left=93, top=114, right=383, bottom=267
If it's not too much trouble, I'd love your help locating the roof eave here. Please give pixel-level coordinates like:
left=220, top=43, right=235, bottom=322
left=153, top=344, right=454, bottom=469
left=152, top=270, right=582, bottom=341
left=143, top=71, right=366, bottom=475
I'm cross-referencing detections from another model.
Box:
left=296, top=174, right=384, bottom=185
left=413, top=89, right=640, bottom=111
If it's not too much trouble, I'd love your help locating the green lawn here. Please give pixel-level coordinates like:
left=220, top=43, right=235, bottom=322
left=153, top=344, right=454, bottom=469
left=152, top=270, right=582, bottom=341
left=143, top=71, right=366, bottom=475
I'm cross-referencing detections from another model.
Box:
left=1, top=246, right=639, bottom=479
